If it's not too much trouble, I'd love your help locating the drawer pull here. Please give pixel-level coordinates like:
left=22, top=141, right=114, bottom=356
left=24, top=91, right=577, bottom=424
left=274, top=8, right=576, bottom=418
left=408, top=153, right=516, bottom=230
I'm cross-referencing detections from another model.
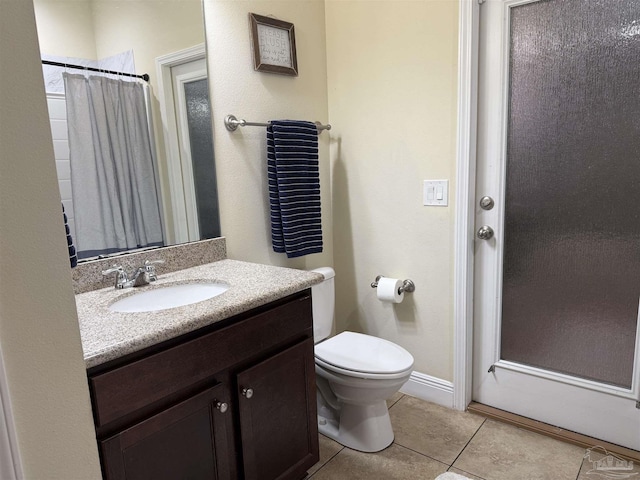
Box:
left=215, top=401, right=228, bottom=413
left=242, top=387, right=254, bottom=399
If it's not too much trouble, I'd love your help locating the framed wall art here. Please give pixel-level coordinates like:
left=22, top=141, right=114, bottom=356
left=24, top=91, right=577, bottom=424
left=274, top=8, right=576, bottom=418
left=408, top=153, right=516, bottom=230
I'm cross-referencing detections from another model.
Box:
left=249, top=13, right=298, bottom=76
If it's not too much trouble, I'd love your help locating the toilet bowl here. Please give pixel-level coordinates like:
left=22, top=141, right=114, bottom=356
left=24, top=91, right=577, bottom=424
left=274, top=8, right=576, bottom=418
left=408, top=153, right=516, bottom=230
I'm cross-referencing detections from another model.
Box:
left=310, top=268, right=414, bottom=453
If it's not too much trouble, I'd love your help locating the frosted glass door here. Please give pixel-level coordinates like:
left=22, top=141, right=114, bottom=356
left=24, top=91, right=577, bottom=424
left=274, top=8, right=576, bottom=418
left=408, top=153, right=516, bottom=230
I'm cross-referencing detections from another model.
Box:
left=500, top=0, right=640, bottom=389
left=182, top=79, right=221, bottom=240
left=473, top=0, right=640, bottom=450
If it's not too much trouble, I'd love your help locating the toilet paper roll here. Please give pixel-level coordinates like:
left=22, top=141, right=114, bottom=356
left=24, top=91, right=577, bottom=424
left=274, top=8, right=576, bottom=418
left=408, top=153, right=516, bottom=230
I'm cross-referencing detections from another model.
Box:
left=376, top=277, right=404, bottom=303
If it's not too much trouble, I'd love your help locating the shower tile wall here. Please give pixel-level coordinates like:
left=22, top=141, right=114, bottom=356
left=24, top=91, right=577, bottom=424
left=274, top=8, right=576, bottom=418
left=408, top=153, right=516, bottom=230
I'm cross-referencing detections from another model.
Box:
left=47, top=94, right=76, bottom=242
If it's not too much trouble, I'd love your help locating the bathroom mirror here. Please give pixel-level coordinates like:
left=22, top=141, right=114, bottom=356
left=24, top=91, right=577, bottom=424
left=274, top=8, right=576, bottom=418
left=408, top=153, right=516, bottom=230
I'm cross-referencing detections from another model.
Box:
left=33, top=0, right=221, bottom=262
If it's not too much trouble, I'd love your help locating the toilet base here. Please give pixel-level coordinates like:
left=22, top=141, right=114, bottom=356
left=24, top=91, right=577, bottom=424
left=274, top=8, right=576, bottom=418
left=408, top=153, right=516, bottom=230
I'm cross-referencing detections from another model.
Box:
left=317, top=400, right=394, bottom=453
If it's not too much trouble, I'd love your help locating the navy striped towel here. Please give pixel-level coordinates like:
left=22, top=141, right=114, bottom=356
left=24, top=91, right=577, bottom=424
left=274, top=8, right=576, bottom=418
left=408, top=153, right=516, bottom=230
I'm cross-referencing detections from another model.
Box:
left=267, top=120, right=323, bottom=258
left=62, top=203, right=78, bottom=268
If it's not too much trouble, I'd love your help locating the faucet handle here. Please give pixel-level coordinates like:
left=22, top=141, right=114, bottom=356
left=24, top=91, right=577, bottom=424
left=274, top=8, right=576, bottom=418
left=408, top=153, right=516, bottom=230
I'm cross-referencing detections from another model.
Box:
left=143, top=259, right=164, bottom=281
left=102, top=265, right=128, bottom=289
left=102, top=265, right=124, bottom=275
left=144, top=259, right=165, bottom=267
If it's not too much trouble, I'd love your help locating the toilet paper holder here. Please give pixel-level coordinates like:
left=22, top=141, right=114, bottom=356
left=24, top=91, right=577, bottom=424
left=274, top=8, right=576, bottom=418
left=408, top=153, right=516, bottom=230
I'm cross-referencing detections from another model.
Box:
left=370, top=275, right=416, bottom=294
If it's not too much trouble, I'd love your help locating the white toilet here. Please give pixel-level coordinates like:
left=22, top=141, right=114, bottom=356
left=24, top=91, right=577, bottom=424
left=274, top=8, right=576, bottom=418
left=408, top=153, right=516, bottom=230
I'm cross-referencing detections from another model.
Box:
left=311, top=267, right=414, bottom=452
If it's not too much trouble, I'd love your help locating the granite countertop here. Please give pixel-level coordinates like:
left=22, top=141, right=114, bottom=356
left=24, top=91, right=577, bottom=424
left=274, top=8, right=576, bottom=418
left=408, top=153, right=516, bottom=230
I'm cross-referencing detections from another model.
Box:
left=76, top=259, right=324, bottom=368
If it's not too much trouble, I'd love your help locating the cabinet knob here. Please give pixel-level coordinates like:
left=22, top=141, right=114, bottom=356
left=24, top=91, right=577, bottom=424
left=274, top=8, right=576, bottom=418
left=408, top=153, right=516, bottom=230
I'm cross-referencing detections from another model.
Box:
left=242, top=387, right=254, bottom=399
left=215, top=401, right=228, bottom=413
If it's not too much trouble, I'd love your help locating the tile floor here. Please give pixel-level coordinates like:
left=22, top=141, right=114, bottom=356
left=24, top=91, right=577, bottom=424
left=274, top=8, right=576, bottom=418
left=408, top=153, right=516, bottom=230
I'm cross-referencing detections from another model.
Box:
left=306, top=393, right=640, bottom=480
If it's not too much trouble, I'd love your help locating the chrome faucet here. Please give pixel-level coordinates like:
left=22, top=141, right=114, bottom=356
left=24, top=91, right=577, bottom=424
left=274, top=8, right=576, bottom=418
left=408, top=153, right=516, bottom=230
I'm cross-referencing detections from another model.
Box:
left=102, top=259, right=165, bottom=289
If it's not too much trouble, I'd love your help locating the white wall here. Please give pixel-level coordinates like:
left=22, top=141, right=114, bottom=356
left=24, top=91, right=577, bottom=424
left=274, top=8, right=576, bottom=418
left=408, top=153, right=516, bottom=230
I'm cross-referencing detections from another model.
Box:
left=203, top=0, right=334, bottom=270
left=47, top=94, right=77, bottom=242
left=325, top=0, right=459, bottom=381
left=0, top=0, right=101, bottom=477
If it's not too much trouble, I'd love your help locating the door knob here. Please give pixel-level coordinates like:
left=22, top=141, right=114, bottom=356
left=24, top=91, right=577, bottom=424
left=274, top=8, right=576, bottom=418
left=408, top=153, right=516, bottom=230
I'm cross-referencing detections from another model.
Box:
left=215, top=401, right=228, bottom=413
left=476, top=225, right=494, bottom=240
left=479, top=196, right=495, bottom=210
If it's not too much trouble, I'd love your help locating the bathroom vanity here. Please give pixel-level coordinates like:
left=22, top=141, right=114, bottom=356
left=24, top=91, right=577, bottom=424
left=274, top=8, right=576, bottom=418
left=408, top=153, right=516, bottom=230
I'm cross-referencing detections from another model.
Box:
left=75, top=256, right=322, bottom=480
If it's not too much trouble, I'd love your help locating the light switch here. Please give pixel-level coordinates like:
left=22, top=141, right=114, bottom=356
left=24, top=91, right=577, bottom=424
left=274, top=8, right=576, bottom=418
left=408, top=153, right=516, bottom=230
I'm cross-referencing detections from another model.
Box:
left=423, top=180, right=448, bottom=206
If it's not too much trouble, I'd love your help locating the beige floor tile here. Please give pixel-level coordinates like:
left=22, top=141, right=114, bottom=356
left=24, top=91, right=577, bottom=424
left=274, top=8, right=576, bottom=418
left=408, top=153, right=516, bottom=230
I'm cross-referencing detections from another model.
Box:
left=306, top=434, right=344, bottom=477
left=387, top=391, right=404, bottom=408
left=389, top=395, right=485, bottom=464
left=448, top=467, right=486, bottom=479
left=309, top=443, right=448, bottom=480
left=453, top=420, right=585, bottom=480
left=576, top=446, right=640, bottom=480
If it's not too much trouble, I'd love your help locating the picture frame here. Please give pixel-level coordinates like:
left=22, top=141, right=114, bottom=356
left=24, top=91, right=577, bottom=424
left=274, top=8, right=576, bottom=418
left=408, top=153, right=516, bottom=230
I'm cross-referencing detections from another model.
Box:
left=249, top=13, right=298, bottom=76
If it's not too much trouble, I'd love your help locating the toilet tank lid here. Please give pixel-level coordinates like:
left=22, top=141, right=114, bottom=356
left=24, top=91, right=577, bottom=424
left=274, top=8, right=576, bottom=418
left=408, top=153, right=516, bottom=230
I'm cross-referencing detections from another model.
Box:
left=310, top=267, right=335, bottom=280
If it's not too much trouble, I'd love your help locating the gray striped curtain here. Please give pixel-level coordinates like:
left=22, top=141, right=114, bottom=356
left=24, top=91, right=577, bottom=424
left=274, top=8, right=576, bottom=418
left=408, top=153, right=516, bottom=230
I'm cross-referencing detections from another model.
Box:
left=63, top=73, right=164, bottom=258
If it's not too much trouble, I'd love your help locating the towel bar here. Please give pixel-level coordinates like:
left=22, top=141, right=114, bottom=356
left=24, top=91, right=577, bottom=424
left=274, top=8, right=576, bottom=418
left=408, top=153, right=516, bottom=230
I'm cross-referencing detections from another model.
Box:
left=224, top=114, right=331, bottom=132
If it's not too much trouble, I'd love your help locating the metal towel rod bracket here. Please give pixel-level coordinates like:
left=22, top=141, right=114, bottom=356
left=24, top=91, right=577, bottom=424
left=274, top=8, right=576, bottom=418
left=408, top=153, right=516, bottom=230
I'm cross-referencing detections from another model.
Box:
left=224, top=114, right=331, bottom=132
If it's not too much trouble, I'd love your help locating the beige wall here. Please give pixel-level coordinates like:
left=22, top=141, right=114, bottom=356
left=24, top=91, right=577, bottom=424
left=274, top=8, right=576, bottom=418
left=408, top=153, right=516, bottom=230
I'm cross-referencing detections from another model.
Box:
left=91, top=0, right=204, bottom=69
left=325, top=0, right=459, bottom=380
left=32, top=0, right=204, bottom=95
left=0, top=0, right=101, bottom=477
left=33, top=0, right=97, bottom=59
left=203, top=0, right=334, bottom=270
left=0, top=3, right=459, bottom=476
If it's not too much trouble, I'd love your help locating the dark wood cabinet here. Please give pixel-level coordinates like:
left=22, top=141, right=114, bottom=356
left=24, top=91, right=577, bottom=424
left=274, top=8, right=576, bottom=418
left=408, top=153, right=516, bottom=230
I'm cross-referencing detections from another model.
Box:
left=100, top=384, right=233, bottom=480
left=88, top=291, right=318, bottom=480
left=237, top=339, right=318, bottom=480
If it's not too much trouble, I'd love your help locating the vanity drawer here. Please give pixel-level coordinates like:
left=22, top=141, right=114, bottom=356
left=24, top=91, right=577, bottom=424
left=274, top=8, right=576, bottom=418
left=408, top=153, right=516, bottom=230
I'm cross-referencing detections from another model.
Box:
left=89, top=293, right=312, bottom=429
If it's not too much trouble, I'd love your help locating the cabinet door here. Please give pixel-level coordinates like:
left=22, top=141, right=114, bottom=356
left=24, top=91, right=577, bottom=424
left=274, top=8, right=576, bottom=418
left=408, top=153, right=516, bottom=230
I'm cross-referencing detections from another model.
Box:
left=100, top=384, right=233, bottom=480
left=237, top=339, right=319, bottom=480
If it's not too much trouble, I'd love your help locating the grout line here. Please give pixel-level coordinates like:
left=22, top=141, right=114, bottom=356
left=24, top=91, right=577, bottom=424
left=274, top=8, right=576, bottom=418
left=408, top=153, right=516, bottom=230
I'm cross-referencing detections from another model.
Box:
left=390, top=416, right=488, bottom=468
left=390, top=441, right=460, bottom=469
left=306, top=440, right=344, bottom=479
left=390, top=443, right=450, bottom=469
left=468, top=402, right=640, bottom=462
left=447, top=466, right=488, bottom=480
left=387, top=393, right=405, bottom=409
left=574, top=456, right=585, bottom=480
left=448, top=417, right=487, bottom=468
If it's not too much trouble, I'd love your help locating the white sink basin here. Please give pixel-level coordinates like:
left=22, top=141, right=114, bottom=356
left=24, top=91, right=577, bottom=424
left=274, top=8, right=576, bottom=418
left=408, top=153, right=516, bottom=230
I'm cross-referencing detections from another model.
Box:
left=109, top=283, right=229, bottom=313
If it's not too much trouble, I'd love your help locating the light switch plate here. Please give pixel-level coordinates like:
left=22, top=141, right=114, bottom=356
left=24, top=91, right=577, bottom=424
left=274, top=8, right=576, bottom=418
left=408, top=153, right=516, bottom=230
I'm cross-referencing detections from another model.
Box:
left=423, top=180, right=448, bottom=206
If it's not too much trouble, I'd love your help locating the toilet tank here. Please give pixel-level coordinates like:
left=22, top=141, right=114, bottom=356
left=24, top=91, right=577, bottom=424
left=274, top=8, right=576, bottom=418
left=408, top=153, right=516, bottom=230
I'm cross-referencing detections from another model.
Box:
left=310, top=267, right=335, bottom=343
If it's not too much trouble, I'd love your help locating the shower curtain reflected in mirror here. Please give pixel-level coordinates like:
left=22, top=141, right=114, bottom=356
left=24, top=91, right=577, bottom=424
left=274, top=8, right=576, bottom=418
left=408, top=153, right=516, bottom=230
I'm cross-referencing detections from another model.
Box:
left=63, top=73, right=164, bottom=259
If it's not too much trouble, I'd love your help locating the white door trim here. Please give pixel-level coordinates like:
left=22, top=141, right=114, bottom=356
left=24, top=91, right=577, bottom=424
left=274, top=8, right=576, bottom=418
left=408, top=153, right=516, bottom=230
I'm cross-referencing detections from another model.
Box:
left=170, top=63, right=207, bottom=242
left=0, top=346, right=22, bottom=480
left=155, top=44, right=207, bottom=245
left=453, top=0, right=480, bottom=411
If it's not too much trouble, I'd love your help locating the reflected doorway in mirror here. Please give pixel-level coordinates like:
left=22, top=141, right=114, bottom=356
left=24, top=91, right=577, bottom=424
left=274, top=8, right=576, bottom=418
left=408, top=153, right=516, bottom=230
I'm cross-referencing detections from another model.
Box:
left=156, top=44, right=221, bottom=246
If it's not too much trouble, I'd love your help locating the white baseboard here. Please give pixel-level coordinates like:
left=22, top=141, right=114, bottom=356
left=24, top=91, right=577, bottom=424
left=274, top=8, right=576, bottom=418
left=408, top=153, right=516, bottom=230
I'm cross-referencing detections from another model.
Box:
left=400, top=371, right=454, bottom=409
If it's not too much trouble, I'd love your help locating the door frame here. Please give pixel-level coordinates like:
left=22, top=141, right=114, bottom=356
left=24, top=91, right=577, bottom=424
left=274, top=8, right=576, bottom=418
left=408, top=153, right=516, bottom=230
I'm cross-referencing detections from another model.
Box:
left=170, top=62, right=208, bottom=242
left=453, top=0, right=480, bottom=411
left=155, top=44, right=207, bottom=245
left=453, top=0, right=640, bottom=411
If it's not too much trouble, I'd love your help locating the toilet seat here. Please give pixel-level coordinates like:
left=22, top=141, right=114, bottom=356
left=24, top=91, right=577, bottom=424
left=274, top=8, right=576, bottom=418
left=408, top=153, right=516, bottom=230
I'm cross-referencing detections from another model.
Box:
left=315, top=331, right=414, bottom=379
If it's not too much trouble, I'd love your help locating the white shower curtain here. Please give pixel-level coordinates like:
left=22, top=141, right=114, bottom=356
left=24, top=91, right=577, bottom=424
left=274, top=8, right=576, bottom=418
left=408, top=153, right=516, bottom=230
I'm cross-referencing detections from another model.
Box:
left=63, top=73, right=164, bottom=258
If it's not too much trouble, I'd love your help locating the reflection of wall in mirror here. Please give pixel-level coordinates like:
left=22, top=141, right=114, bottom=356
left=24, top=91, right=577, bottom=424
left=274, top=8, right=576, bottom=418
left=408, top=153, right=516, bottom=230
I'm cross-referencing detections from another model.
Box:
left=33, top=0, right=207, bottom=248
left=203, top=0, right=334, bottom=271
